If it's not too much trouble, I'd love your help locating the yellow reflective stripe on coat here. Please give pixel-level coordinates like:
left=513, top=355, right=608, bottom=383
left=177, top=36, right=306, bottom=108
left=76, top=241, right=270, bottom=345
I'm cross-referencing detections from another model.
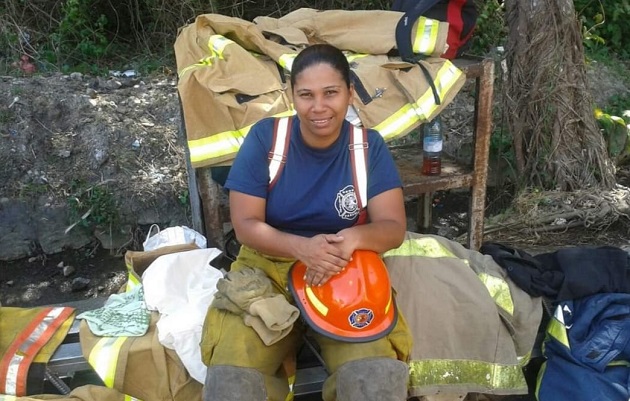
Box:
left=187, top=109, right=296, bottom=165
left=178, top=56, right=216, bottom=77
left=546, top=305, right=570, bottom=348
left=346, top=53, right=369, bottom=63
left=178, top=35, right=234, bottom=77
left=534, top=362, right=547, bottom=400
left=208, top=35, right=233, bottom=59
left=125, top=261, right=141, bottom=292
left=608, top=360, right=630, bottom=367
left=384, top=237, right=456, bottom=258
left=376, top=61, right=463, bottom=141
left=477, top=272, right=514, bottom=315
left=279, top=53, right=298, bottom=71
left=125, top=395, right=142, bottom=401
left=88, top=336, right=128, bottom=388
left=413, top=17, right=440, bottom=56
left=518, top=350, right=532, bottom=368
left=411, top=61, right=462, bottom=120
left=285, top=376, right=295, bottom=401
left=409, top=358, right=527, bottom=391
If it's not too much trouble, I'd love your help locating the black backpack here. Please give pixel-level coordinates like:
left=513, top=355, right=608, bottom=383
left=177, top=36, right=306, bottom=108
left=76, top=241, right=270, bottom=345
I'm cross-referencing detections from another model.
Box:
left=393, top=0, right=478, bottom=61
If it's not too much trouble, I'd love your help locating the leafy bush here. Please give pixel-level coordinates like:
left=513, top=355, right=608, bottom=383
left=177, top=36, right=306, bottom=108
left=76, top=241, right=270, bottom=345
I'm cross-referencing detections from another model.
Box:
left=471, top=0, right=506, bottom=55
left=48, top=0, right=110, bottom=71
left=575, top=0, right=630, bottom=58
left=2, top=0, right=625, bottom=75
left=67, top=181, right=119, bottom=230
left=596, top=94, right=630, bottom=165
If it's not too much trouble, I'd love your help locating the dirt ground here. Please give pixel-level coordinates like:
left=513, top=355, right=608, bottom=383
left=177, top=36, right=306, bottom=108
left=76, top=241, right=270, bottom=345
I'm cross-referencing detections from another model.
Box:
left=0, top=246, right=128, bottom=307
left=0, top=68, right=185, bottom=307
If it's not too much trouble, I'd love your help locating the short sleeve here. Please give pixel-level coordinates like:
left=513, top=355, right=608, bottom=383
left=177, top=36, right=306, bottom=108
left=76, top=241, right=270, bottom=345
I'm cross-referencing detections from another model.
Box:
left=223, top=118, right=275, bottom=198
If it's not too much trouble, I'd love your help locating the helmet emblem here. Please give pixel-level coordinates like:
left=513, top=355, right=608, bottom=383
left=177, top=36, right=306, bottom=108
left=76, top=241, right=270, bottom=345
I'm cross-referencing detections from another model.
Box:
left=335, top=185, right=359, bottom=220
left=348, top=308, right=374, bottom=329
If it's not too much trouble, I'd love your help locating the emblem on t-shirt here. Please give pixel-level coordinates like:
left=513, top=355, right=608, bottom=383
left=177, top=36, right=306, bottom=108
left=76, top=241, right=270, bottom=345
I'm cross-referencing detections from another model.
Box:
left=335, top=185, right=359, bottom=220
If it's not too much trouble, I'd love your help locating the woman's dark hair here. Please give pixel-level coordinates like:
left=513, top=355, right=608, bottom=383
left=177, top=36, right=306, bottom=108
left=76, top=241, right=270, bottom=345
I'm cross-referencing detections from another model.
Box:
left=290, top=44, right=351, bottom=89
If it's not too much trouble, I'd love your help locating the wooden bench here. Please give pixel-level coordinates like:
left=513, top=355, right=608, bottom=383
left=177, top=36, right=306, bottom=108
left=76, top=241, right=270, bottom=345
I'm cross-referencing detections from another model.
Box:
left=188, top=57, right=494, bottom=251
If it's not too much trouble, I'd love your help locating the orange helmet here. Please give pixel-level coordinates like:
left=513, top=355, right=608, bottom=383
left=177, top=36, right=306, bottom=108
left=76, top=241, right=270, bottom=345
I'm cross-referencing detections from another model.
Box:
left=288, top=250, right=397, bottom=342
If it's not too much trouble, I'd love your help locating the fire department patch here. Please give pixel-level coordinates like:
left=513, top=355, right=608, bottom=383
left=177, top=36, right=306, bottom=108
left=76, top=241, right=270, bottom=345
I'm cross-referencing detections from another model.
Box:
left=348, top=308, right=374, bottom=329
left=335, top=185, right=359, bottom=220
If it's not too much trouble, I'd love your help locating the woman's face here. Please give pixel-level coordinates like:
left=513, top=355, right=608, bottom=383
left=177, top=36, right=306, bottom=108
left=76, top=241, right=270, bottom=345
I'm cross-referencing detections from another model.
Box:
left=292, top=63, right=354, bottom=149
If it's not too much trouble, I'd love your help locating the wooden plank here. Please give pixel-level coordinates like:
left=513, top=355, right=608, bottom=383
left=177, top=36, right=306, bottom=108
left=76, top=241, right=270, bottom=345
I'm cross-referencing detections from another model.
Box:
left=180, top=118, right=204, bottom=235
left=468, top=59, right=494, bottom=250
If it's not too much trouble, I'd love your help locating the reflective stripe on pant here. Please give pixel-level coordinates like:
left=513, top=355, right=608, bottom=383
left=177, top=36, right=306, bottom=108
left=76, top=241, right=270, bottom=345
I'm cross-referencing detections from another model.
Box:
left=200, top=246, right=413, bottom=401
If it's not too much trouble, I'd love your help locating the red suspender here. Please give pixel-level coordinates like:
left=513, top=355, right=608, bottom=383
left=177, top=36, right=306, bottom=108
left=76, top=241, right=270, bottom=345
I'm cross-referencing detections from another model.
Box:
left=268, top=118, right=369, bottom=223
left=268, top=117, right=293, bottom=190
left=349, top=125, right=369, bottom=225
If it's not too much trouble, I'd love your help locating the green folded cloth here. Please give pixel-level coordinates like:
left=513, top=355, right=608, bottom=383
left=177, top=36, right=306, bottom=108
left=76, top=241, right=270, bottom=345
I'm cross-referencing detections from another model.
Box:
left=77, top=285, right=150, bottom=337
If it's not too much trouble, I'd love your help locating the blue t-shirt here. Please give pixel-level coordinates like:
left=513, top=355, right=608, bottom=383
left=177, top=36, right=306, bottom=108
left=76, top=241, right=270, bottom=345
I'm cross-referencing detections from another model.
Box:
left=225, top=117, right=402, bottom=237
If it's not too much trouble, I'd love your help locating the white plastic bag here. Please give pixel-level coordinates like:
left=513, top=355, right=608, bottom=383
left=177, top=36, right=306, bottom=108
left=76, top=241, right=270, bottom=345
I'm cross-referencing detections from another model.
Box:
left=143, top=224, right=207, bottom=251
left=141, top=247, right=223, bottom=383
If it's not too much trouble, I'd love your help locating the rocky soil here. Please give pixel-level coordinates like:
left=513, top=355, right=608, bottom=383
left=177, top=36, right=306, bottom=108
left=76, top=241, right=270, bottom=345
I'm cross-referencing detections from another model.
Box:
left=0, top=71, right=189, bottom=262
left=0, top=70, right=192, bottom=307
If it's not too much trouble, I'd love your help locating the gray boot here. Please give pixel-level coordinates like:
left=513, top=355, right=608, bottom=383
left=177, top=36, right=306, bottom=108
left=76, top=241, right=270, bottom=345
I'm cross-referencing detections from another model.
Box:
left=336, top=357, right=409, bottom=401
left=203, top=365, right=267, bottom=401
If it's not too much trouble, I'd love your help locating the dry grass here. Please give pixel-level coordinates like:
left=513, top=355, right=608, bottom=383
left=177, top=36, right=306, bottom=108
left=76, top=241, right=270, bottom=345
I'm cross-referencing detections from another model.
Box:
left=482, top=185, right=630, bottom=247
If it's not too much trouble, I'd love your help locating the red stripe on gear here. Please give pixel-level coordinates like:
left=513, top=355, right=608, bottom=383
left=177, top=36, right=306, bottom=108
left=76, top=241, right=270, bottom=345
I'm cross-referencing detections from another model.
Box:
left=16, top=307, right=75, bottom=395
left=359, top=128, right=369, bottom=209
left=0, top=308, right=53, bottom=394
left=356, top=128, right=370, bottom=225
left=445, top=0, right=466, bottom=59
left=350, top=127, right=369, bottom=225
left=268, top=117, right=292, bottom=190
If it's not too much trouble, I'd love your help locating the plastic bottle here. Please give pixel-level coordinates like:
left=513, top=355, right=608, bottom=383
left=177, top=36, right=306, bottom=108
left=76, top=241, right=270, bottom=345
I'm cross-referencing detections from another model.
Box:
left=422, top=116, right=443, bottom=176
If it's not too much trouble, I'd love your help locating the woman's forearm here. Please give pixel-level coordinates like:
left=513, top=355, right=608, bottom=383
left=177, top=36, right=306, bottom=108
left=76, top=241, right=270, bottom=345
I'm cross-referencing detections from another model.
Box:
left=232, top=218, right=308, bottom=259
left=338, top=218, right=406, bottom=254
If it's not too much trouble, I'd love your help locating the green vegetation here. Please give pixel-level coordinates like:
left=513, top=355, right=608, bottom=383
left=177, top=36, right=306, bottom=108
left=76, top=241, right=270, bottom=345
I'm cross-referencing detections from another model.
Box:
left=576, top=0, right=630, bottom=59
left=1, top=0, right=627, bottom=75
left=604, top=93, right=630, bottom=118
left=67, top=180, right=119, bottom=230
left=50, top=0, right=109, bottom=71
left=18, top=183, right=50, bottom=198
left=0, top=109, right=14, bottom=124
left=471, top=0, right=506, bottom=55
left=178, top=189, right=191, bottom=217
left=595, top=99, right=630, bottom=165
left=489, top=127, right=514, bottom=168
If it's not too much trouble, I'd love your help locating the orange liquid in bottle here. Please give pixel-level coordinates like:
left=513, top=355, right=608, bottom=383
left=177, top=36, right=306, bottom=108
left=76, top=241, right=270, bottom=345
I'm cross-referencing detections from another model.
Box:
left=422, top=155, right=441, bottom=176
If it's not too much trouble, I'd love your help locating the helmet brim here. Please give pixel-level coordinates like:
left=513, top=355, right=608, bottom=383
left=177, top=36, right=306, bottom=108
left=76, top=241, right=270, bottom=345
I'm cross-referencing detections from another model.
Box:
left=288, top=260, right=398, bottom=343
